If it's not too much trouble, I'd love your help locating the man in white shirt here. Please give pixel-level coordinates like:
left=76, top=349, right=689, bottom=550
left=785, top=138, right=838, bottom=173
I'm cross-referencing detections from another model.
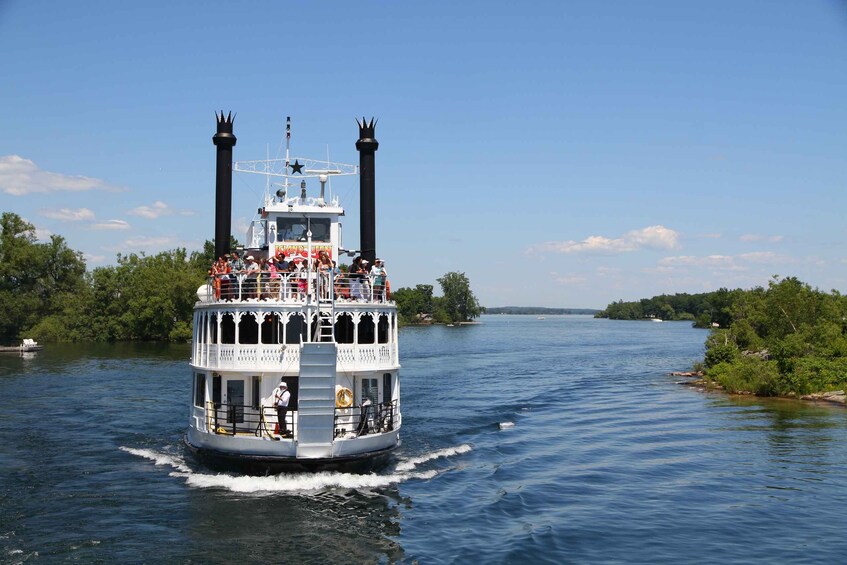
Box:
left=275, top=380, right=291, bottom=437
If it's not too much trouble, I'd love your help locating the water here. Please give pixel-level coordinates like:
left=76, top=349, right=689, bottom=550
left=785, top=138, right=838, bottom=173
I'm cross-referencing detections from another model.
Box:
left=2, top=316, right=847, bottom=563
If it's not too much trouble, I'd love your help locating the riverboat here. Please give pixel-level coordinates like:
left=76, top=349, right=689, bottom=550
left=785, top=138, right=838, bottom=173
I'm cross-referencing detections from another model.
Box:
left=185, top=115, right=400, bottom=473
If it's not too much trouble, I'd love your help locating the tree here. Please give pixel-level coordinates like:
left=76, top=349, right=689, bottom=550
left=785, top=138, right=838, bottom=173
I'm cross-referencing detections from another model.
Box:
left=393, top=284, right=434, bottom=324
left=0, top=212, right=86, bottom=342
left=436, top=271, right=481, bottom=323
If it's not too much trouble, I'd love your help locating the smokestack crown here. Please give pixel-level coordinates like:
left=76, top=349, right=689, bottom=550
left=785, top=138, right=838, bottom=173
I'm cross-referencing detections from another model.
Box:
left=214, top=111, right=237, bottom=145
left=356, top=117, right=379, bottom=150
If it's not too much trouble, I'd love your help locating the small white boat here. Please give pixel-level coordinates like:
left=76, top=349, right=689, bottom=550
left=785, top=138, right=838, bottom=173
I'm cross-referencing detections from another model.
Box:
left=0, top=338, right=43, bottom=353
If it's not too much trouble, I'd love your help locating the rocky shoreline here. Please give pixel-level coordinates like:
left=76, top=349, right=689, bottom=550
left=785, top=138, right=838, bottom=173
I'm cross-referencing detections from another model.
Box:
left=669, top=371, right=847, bottom=407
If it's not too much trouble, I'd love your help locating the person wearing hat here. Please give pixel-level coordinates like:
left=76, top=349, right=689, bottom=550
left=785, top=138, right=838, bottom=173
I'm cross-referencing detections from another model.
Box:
left=244, top=255, right=259, bottom=298
left=274, top=380, right=291, bottom=437
left=370, top=258, right=387, bottom=302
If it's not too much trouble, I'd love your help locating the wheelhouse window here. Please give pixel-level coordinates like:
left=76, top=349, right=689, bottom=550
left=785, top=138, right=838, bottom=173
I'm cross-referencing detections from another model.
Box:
left=277, top=217, right=331, bottom=242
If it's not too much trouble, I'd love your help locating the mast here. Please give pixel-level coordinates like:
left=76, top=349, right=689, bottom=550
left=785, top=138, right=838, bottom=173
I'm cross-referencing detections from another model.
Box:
left=213, top=111, right=237, bottom=259
left=356, top=117, right=379, bottom=264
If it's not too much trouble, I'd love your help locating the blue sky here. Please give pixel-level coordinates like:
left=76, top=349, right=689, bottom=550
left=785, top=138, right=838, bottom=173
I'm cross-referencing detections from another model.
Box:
left=1, top=1, right=845, bottom=308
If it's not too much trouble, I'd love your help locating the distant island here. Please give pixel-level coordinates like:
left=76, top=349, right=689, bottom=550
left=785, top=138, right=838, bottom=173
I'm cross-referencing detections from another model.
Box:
left=485, top=306, right=600, bottom=315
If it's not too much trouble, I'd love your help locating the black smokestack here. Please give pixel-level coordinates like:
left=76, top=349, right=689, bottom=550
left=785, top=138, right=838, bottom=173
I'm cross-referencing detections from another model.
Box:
left=213, top=111, right=237, bottom=260
left=356, top=117, right=378, bottom=264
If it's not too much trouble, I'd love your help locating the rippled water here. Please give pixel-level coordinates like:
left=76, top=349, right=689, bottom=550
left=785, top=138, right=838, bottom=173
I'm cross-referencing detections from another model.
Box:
left=2, top=316, right=847, bottom=563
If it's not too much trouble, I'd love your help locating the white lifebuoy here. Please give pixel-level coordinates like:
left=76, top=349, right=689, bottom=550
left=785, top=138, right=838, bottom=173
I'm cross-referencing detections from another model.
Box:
left=336, top=387, right=353, bottom=408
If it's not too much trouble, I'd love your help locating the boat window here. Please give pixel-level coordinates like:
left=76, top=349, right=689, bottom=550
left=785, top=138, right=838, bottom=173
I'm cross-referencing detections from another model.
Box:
left=335, top=313, right=354, bottom=344
left=377, top=314, right=389, bottom=344
left=358, top=314, right=375, bottom=344
left=361, top=378, right=379, bottom=405
left=252, top=376, right=261, bottom=409
left=209, top=313, right=218, bottom=343
left=220, top=313, right=235, bottom=344
left=286, top=314, right=305, bottom=344
left=194, top=373, right=206, bottom=407
left=239, top=315, right=259, bottom=344
left=276, top=218, right=331, bottom=242
left=383, top=372, right=392, bottom=403
left=226, top=380, right=245, bottom=424
left=212, top=375, right=222, bottom=405
left=261, top=313, right=282, bottom=344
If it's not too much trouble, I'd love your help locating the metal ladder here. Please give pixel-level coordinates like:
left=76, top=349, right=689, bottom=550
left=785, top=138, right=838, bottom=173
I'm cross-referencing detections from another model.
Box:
left=316, top=273, right=335, bottom=343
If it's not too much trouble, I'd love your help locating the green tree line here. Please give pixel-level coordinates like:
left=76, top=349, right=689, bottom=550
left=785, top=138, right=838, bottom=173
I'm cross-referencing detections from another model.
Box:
left=1, top=212, right=215, bottom=343
left=392, top=271, right=483, bottom=325
left=1, top=212, right=482, bottom=342
left=595, top=288, right=744, bottom=328
left=699, top=276, right=847, bottom=397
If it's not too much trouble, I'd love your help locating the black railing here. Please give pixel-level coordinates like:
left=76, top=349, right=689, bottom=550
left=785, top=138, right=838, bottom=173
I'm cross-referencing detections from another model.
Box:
left=205, top=399, right=398, bottom=440
left=333, top=400, right=398, bottom=438
left=206, top=402, right=296, bottom=439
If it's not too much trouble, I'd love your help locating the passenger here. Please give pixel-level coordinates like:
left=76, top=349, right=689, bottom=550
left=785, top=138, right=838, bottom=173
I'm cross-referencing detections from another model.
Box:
left=210, top=258, right=223, bottom=300
left=229, top=252, right=245, bottom=300
left=258, top=258, right=271, bottom=299
left=244, top=255, right=259, bottom=298
left=359, top=259, right=371, bottom=301
left=220, top=254, right=232, bottom=300
left=267, top=256, right=281, bottom=300
left=274, top=379, right=291, bottom=437
left=317, top=250, right=333, bottom=299
left=287, top=261, right=299, bottom=300
left=274, top=250, right=289, bottom=272
left=349, top=257, right=363, bottom=301
left=370, top=258, right=387, bottom=302
left=298, top=260, right=310, bottom=299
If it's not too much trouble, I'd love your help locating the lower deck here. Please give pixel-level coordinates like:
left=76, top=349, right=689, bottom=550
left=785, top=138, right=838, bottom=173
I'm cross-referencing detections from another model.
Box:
left=187, top=342, right=401, bottom=468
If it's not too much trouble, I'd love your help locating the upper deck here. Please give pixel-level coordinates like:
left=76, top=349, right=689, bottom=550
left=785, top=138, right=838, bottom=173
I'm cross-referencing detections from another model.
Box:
left=193, top=269, right=398, bottom=372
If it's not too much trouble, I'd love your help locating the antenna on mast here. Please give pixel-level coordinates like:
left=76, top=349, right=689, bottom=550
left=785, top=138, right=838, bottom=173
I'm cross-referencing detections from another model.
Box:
left=284, top=116, right=292, bottom=195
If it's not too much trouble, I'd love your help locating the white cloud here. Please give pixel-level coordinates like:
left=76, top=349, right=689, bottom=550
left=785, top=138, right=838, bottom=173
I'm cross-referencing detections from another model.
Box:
left=129, top=201, right=173, bottom=219
left=657, top=251, right=790, bottom=272
left=533, top=225, right=680, bottom=254
left=553, top=274, right=587, bottom=285
left=123, top=236, right=179, bottom=249
left=33, top=226, right=52, bottom=241
left=40, top=207, right=95, bottom=221
left=0, top=155, right=124, bottom=195
left=92, top=220, right=130, bottom=230
left=739, top=234, right=784, bottom=243
left=84, top=253, right=106, bottom=265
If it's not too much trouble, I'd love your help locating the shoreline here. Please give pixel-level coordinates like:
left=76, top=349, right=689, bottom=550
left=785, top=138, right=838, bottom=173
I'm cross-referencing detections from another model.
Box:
left=670, top=371, right=847, bottom=408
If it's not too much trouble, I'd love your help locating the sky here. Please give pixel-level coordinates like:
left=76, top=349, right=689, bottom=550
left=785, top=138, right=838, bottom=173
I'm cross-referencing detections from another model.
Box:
left=1, top=1, right=845, bottom=309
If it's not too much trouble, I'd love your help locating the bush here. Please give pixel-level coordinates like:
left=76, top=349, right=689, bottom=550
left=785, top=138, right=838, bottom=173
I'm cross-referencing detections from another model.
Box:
left=704, top=331, right=740, bottom=368
left=707, top=357, right=782, bottom=396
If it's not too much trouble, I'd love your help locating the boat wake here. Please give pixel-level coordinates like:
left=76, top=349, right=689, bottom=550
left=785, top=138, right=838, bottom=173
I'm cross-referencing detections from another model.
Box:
left=120, top=444, right=472, bottom=494
left=394, top=444, right=472, bottom=472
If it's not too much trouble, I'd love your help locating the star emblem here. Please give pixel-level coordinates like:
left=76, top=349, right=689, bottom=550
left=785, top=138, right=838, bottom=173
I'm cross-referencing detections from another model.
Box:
left=290, top=160, right=304, bottom=174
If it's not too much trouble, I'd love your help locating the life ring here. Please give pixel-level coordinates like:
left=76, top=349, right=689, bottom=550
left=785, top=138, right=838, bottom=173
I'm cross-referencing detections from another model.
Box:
left=336, top=387, right=353, bottom=408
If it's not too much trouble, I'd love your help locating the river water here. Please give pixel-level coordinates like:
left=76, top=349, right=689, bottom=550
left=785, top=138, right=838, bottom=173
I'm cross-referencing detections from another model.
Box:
left=2, top=315, right=846, bottom=563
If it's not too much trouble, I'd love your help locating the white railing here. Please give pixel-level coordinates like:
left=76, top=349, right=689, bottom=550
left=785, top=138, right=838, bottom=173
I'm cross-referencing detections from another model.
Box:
left=203, top=272, right=390, bottom=304
left=194, top=343, right=396, bottom=370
